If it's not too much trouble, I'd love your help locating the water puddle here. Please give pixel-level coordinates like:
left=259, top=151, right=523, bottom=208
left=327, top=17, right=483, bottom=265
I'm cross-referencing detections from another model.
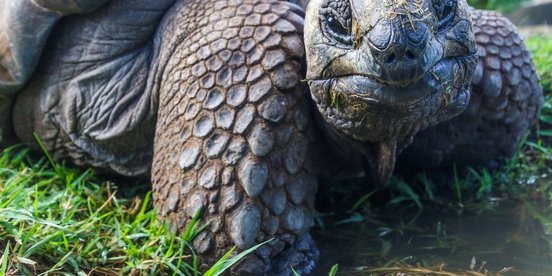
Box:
left=310, top=181, right=552, bottom=275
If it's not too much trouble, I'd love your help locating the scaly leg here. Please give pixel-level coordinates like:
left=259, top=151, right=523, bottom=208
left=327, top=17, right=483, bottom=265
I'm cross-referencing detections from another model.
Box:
left=151, top=1, right=319, bottom=274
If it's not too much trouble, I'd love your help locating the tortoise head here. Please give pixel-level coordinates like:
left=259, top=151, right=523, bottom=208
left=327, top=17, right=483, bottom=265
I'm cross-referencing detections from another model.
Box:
left=304, top=0, right=477, bottom=183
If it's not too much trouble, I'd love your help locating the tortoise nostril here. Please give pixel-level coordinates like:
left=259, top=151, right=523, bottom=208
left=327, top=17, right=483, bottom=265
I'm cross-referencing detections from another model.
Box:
left=367, top=19, right=430, bottom=83
left=386, top=53, right=396, bottom=64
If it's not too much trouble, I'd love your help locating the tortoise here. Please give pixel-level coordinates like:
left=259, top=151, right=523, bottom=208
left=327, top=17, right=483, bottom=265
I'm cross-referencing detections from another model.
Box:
left=0, top=0, right=543, bottom=274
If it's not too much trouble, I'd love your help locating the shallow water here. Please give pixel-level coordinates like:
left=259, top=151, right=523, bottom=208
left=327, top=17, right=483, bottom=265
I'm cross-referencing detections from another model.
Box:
left=310, top=197, right=552, bottom=275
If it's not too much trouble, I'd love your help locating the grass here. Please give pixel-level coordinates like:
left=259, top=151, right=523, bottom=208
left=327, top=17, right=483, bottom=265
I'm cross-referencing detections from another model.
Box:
left=526, top=36, right=552, bottom=94
left=526, top=35, right=552, bottom=138
left=0, top=146, right=253, bottom=275
left=467, top=0, right=530, bottom=13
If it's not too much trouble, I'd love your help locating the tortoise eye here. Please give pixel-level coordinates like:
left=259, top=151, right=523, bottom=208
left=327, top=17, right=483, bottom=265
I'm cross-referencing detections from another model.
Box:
left=327, top=14, right=349, bottom=36
left=320, top=10, right=353, bottom=46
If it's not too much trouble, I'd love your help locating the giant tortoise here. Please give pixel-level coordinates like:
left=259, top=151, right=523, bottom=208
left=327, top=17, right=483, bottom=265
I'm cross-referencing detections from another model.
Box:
left=0, top=0, right=543, bottom=274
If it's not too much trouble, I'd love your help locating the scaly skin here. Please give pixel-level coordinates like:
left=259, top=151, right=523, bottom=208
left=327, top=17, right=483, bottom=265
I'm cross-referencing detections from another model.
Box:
left=0, top=0, right=110, bottom=93
left=12, top=0, right=177, bottom=176
left=0, top=0, right=110, bottom=145
left=151, top=1, right=319, bottom=274
left=0, top=0, right=544, bottom=275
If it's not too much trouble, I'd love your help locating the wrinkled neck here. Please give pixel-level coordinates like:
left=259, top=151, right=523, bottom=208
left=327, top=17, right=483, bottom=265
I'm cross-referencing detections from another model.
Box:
left=312, top=104, right=416, bottom=186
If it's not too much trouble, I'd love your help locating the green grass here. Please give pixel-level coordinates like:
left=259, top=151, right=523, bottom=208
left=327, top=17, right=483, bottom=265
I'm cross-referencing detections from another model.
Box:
left=526, top=36, right=552, bottom=95
left=526, top=35, right=552, bottom=137
left=467, top=0, right=529, bottom=13
left=0, top=146, right=253, bottom=275
left=515, top=36, right=552, bottom=244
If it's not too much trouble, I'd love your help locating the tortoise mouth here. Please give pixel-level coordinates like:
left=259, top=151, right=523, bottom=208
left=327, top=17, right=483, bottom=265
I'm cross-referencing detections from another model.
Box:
left=329, top=74, right=433, bottom=106
left=309, top=52, right=476, bottom=107
left=309, top=56, right=473, bottom=107
left=307, top=54, right=477, bottom=142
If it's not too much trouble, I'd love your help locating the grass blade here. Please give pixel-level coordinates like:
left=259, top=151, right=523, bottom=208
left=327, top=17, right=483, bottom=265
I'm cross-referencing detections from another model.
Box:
left=329, top=264, right=339, bottom=276
left=204, top=239, right=273, bottom=276
left=1, top=243, right=9, bottom=275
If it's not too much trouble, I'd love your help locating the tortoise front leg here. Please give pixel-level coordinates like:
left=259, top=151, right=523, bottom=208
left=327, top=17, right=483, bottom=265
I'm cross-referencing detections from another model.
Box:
left=152, top=0, right=319, bottom=274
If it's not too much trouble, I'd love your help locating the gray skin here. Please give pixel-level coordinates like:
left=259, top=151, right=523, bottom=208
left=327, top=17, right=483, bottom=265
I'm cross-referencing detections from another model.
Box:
left=0, top=0, right=543, bottom=275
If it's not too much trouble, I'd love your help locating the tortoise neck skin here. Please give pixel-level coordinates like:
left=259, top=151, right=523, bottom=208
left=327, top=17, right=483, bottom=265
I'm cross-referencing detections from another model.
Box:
left=304, top=0, right=478, bottom=185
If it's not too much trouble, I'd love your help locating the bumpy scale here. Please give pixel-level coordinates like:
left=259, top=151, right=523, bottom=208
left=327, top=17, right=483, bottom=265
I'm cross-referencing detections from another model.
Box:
left=151, top=1, right=319, bottom=274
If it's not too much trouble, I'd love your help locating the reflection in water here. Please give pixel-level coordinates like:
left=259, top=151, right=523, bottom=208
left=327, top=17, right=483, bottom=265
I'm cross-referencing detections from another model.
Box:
left=310, top=187, right=552, bottom=275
